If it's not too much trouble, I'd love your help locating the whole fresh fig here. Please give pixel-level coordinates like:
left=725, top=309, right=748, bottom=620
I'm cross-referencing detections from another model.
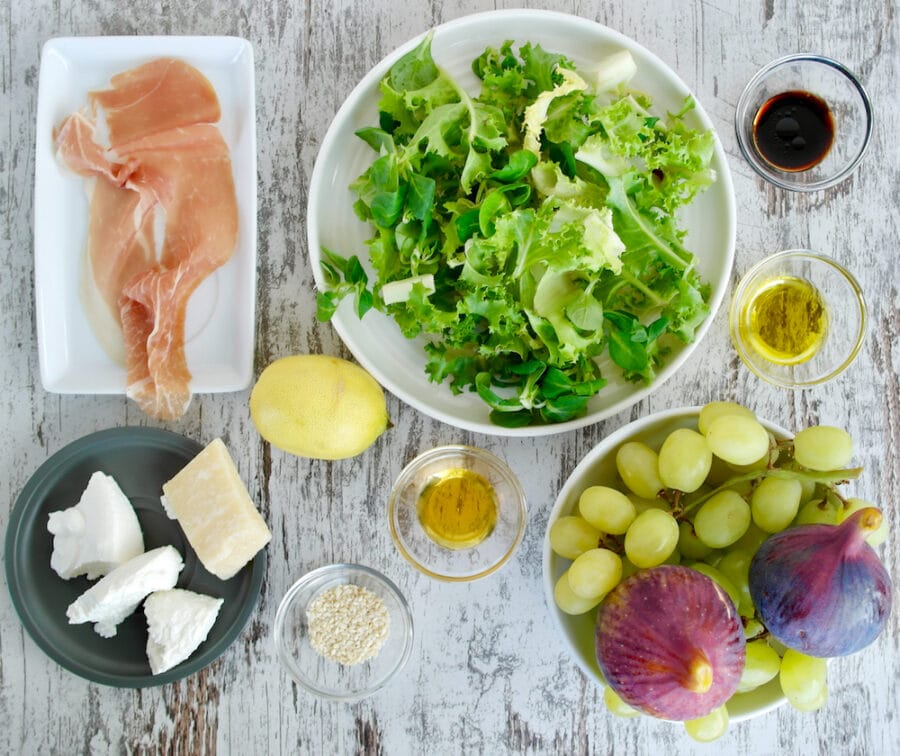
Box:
left=595, top=565, right=745, bottom=720
left=749, top=507, right=892, bottom=657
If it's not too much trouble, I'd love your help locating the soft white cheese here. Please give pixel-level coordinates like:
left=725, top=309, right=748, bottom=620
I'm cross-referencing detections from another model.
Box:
left=47, top=471, right=145, bottom=580
left=67, top=545, right=183, bottom=638
left=144, top=588, right=224, bottom=674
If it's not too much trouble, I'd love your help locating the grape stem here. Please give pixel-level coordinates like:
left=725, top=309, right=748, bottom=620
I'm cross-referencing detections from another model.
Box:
left=676, top=466, right=863, bottom=519
left=824, top=487, right=849, bottom=509
left=598, top=533, right=625, bottom=555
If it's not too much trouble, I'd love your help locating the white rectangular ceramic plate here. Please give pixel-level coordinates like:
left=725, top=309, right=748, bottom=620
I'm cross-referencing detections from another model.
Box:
left=34, top=36, right=257, bottom=394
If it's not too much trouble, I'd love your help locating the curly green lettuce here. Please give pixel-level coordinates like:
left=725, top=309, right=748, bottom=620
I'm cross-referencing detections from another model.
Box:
left=317, top=33, right=717, bottom=427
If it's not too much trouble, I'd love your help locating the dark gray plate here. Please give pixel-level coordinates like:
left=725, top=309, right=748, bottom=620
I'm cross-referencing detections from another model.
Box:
left=5, top=427, right=265, bottom=687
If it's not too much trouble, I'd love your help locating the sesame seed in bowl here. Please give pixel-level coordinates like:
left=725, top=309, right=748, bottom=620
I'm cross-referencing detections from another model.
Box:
left=273, top=564, right=414, bottom=701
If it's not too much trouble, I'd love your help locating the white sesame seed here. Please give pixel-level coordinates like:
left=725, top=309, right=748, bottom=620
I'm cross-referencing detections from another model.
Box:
left=306, top=583, right=390, bottom=665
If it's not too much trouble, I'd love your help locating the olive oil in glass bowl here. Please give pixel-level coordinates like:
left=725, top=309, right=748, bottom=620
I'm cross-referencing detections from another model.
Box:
left=742, top=275, right=828, bottom=365
left=416, top=467, right=499, bottom=550
left=388, top=446, right=527, bottom=581
left=729, top=250, right=866, bottom=388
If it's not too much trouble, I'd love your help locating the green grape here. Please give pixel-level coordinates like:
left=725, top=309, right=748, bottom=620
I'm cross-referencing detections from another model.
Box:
left=698, top=401, right=756, bottom=435
left=705, top=415, right=770, bottom=465
left=615, top=441, right=664, bottom=499
left=837, top=498, right=889, bottom=546
left=603, top=685, right=640, bottom=718
left=567, top=548, right=622, bottom=600
left=629, top=495, right=668, bottom=513
left=578, top=486, right=636, bottom=535
left=658, top=428, right=712, bottom=493
left=706, top=453, right=737, bottom=485
left=678, top=520, right=713, bottom=560
left=751, top=476, right=802, bottom=533
left=793, top=425, right=853, bottom=471
left=693, top=490, right=751, bottom=548
left=794, top=497, right=840, bottom=526
left=726, top=450, right=770, bottom=474
left=736, top=640, right=782, bottom=692
left=733, top=522, right=769, bottom=556
left=722, top=477, right=755, bottom=498
left=662, top=548, right=682, bottom=565
left=549, top=516, right=600, bottom=560
left=716, top=548, right=755, bottom=617
left=743, top=617, right=765, bottom=639
left=624, top=509, right=679, bottom=568
left=688, top=562, right=741, bottom=609
left=796, top=686, right=829, bottom=712
left=681, top=484, right=713, bottom=514
left=554, top=571, right=602, bottom=615
left=620, top=557, right=640, bottom=581
left=779, top=649, right=828, bottom=712
left=797, top=474, right=817, bottom=504
left=684, top=704, right=729, bottom=742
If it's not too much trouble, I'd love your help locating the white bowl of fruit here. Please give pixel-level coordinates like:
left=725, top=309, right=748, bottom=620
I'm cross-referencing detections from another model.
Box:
left=542, top=403, right=891, bottom=742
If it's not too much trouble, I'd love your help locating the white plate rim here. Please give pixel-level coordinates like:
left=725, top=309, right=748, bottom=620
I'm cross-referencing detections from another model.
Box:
left=34, top=35, right=258, bottom=395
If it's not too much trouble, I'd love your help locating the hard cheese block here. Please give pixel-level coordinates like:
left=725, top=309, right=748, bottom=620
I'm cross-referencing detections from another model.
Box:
left=162, top=438, right=271, bottom=580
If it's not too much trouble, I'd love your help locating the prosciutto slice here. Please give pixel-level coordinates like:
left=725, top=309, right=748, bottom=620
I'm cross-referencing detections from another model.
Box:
left=54, top=58, right=238, bottom=419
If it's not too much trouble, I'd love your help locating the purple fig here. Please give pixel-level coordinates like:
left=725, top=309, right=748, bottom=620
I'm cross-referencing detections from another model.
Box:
left=595, top=565, right=745, bottom=720
left=749, top=507, right=892, bottom=657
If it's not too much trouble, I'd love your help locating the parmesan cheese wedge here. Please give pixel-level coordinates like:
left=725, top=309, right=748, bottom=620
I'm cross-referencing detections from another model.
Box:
left=161, top=438, right=271, bottom=580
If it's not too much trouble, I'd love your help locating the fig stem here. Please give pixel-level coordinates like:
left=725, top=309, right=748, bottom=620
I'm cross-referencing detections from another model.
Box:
left=856, top=507, right=883, bottom=533
left=678, top=466, right=863, bottom=519
left=684, top=653, right=714, bottom=693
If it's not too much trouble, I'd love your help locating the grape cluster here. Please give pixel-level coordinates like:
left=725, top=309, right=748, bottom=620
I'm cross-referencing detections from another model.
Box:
left=549, top=401, right=886, bottom=741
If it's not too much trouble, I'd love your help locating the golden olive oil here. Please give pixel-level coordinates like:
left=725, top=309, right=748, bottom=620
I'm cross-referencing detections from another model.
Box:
left=417, top=468, right=497, bottom=550
left=742, top=276, right=828, bottom=365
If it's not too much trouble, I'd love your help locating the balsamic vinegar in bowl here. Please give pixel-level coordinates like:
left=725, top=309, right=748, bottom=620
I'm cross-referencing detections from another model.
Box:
left=752, top=90, right=834, bottom=172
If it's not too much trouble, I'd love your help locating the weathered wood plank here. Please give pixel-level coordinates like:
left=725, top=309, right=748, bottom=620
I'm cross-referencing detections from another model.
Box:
left=1, top=0, right=898, bottom=754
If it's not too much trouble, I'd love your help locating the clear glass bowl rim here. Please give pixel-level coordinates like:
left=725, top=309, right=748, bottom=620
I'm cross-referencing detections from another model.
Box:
left=388, top=444, right=528, bottom=582
left=734, top=53, right=874, bottom=191
left=728, top=248, right=867, bottom=388
left=272, top=562, right=415, bottom=701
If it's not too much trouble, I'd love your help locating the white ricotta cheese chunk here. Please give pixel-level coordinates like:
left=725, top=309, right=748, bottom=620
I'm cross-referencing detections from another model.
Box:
left=67, top=545, right=183, bottom=638
left=47, top=471, right=145, bottom=580
left=161, top=438, right=271, bottom=580
left=144, top=588, right=224, bottom=674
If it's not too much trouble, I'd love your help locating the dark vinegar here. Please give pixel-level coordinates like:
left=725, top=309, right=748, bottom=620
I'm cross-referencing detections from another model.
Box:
left=752, top=90, right=834, bottom=172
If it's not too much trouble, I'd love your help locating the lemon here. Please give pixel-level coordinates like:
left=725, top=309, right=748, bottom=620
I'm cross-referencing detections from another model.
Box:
left=250, top=354, right=389, bottom=460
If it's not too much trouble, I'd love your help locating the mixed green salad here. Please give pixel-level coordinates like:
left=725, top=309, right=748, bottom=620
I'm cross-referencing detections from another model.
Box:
left=317, top=33, right=717, bottom=428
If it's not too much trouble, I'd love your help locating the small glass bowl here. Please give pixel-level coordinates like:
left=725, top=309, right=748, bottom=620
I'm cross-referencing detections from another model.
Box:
left=735, top=54, right=873, bottom=191
left=388, top=445, right=527, bottom=581
left=729, top=249, right=866, bottom=388
left=273, top=564, right=414, bottom=701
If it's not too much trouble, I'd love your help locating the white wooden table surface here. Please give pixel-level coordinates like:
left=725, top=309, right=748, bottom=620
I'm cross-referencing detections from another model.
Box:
left=2, top=1, right=898, bottom=754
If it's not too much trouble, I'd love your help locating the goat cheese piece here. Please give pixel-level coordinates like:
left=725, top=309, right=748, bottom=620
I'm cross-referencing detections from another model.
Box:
left=47, top=471, right=145, bottom=580
left=161, top=438, right=271, bottom=580
left=144, top=588, right=224, bottom=674
left=67, top=546, right=183, bottom=638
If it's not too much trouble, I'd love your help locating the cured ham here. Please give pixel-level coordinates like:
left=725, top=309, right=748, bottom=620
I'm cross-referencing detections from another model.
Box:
left=54, top=58, right=238, bottom=419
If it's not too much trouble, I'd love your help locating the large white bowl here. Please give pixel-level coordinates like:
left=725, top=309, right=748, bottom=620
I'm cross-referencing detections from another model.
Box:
left=307, top=11, right=736, bottom=436
left=542, top=406, right=790, bottom=722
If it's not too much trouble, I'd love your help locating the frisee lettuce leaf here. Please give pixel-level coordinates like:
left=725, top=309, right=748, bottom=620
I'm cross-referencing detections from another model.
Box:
left=317, top=33, right=717, bottom=427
